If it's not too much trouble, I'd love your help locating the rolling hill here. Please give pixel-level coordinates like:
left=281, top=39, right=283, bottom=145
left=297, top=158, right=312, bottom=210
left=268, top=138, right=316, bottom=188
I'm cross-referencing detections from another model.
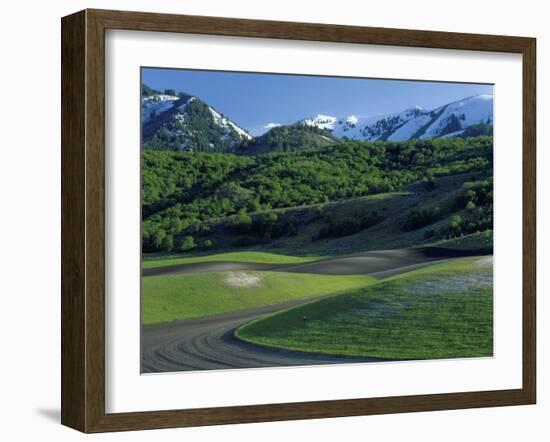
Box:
left=235, top=124, right=339, bottom=155
left=141, top=135, right=493, bottom=254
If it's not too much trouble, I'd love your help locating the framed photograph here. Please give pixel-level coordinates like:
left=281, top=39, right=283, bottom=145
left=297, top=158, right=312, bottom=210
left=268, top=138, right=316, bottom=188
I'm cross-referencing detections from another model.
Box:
left=61, top=9, right=536, bottom=433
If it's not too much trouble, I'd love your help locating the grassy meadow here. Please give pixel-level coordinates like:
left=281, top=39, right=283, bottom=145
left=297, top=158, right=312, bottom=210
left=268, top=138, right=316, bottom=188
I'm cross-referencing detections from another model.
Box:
left=236, top=257, right=493, bottom=360
left=142, top=270, right=376, bottom=324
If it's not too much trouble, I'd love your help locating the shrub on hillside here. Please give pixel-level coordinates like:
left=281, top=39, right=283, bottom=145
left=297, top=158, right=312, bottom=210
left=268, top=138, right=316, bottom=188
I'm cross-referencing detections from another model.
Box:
left=402, top=207, right=442, bottom=231
left=317, top=212, right=384, bottom=239
left=180, top=235, right=195, bottom=251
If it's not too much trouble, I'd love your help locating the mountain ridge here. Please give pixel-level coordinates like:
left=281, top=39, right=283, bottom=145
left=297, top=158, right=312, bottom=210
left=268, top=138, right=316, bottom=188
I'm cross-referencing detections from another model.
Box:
left=142, top=88, right=252, bottom=152
left=141, top=85, right=493, bottom=154
left=298, top=94, right=493, bottom=142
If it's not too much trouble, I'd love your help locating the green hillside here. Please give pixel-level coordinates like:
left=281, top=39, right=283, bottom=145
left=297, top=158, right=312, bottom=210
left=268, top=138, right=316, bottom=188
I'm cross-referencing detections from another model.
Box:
left=236, top=257, right=493, bottom=360
left=142, top=136, right=493, bottom=255
left=236, top=124, right=338, bottom=155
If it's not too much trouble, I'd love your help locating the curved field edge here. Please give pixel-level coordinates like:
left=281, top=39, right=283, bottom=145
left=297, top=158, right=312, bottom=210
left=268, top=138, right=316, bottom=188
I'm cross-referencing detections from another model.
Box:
left=235, top=257, right=493, bottom=360
left=421, top=230, right=493, bottom=255
left=141, top=271, right=377, bottom=324
left=142, top=251, right=324, bottom=269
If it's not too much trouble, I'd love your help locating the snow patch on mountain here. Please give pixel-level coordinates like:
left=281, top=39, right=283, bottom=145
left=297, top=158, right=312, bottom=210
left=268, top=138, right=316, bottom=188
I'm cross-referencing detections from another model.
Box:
left=173, top=97, right=195, bottom=124
left=228, top=120, right=253, bottom=140
left=142, top=94, right=180, bottom=123
left=387, top=114, right=432, bottom=141
left=301, top=114, right=338, bottom=130
left=208, top=107, right=252, bottom=140
left=264, top=122, right=282, bottom=129
left=440, top=130, right=466, bottom=138
left=181, top=96, right=196, bottom=107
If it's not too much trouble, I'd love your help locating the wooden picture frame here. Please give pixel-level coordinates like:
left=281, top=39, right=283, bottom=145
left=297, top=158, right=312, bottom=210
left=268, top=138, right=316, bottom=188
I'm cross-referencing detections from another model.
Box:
left=61, top=8, right=536, bottom=433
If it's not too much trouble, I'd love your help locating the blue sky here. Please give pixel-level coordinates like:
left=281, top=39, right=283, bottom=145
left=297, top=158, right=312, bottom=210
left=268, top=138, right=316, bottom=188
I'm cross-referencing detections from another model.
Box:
left=142, top=67, right=493, bottom=136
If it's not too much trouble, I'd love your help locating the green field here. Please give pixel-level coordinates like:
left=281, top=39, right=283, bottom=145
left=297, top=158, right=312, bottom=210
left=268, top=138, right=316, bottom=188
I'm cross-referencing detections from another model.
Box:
left=236, top=257, right=493, bottom=360
left=143, top=251, right=323, bottom=269
left=142, top=271, right=376, bottom=324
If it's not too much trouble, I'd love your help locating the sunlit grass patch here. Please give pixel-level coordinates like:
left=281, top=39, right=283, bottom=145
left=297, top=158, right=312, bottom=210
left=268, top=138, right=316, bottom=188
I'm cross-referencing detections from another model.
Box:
left=142, top=251, right=324, bottom=269
left=142, top=271, right=376, bottom=324
left=236, top=257, right=493, bottom=360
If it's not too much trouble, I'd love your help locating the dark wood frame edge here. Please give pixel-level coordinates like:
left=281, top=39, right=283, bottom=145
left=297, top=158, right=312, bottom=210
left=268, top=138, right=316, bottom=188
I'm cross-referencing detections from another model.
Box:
left=61, top=8, right=536, bottom=433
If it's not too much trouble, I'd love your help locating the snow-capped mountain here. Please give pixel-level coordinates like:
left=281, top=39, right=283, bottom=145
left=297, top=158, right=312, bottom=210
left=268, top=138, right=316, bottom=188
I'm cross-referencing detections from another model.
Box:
left=142, top=87, right=252, bottom=152
left=299, top=94, right=493, bottom=142
left=142, top=87, right=493, bottom=154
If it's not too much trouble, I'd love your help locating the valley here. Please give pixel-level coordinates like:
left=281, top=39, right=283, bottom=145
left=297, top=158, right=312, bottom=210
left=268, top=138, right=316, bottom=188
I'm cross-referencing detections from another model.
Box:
left=140, top=78, right=494, bottom=372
